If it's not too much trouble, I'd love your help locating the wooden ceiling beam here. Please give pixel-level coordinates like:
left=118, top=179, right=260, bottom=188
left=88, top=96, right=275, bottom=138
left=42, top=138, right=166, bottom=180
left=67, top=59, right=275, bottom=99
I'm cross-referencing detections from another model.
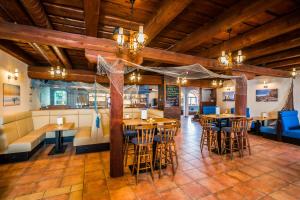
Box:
left=29, top=43, right=61, bottom=66
left=83, top=0, right=101, bottom=71
left=144, top=0, right=192, bottom=45
left=244, top=34, right=300, bottom=60
left=0, top=21, right=290, bottom=77
left=171, top=0, right=282, bottom=53
left=247, top=47, right=300, bottom=65
left=0, top=40, right=35, bottom=65
left=266, top=57, right=300, bottom=69
left=27, top=66, right=163, bottom=85
left=21, top=0, right=72, bottom=69
left=198, top=8, right=300, bottom=58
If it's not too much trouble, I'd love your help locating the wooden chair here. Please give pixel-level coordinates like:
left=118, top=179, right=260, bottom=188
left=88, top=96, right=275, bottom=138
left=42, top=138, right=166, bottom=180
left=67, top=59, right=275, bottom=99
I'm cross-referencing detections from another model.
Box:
left=131, top=124, right=156, bottom=184
left=221, top=118, right=245, bottom=159
left=154, top=124, right=178, bottom=178
left=123, top=124, right=137, bottom=168
left=199, top=116, right=220, bottom=155
left=239, top=118, right=252, bottom=157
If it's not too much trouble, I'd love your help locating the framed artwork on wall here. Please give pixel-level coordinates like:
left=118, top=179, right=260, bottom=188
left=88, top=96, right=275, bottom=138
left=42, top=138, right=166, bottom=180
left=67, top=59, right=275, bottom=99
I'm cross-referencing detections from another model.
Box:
left=256, top=89, right=278, bottom=102
left=3, top=83, right=21, bottom=106
left=222, top=91, right=235, bottom=101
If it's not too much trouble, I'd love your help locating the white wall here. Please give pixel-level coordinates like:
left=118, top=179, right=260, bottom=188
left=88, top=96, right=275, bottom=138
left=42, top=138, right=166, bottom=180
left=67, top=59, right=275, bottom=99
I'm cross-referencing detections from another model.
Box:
left=217, top=75, right=300, bottom=118
left=0, top=50, right=32, bottom=116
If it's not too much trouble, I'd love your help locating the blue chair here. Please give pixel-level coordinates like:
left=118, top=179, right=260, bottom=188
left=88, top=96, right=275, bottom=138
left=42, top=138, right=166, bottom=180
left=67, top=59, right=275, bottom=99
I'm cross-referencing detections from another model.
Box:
left=280, top=111, right=300, bottom=139
left=202, top=106, right=217, bottom=114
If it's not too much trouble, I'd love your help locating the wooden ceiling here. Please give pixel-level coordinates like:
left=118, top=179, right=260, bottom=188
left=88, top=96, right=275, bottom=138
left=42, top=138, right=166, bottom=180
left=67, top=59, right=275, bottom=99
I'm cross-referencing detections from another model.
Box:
left=0, top=0, right=300, bottom=72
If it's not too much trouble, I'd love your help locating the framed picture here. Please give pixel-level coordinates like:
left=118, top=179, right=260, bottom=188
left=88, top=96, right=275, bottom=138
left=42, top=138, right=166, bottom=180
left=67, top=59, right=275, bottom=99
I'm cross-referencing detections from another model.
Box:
left=3, top=83, right=20, bottom=106
left=256, top=89, right=278, bottom=102
left=222, top=91, right=235, bottom=101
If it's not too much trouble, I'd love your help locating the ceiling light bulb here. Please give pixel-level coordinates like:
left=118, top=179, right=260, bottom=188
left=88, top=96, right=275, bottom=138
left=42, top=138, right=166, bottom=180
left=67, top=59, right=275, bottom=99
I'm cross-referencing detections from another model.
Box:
left=56, top=66, right=61, bottom=74
left=292, top=68, right=297, bottom=78
left=14, top=68, right=19, bottom=79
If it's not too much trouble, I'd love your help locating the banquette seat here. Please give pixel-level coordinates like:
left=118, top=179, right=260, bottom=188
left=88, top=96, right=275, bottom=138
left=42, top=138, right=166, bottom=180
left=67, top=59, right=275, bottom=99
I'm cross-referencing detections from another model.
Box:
left=0, top=112, right=48, bottom=162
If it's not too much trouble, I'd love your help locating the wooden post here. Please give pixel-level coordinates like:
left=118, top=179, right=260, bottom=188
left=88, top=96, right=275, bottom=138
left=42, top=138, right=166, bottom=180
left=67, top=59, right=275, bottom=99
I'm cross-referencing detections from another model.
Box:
left=110, top=60, right=124, bottom=178
left=235, top=76, right=247, bottom=115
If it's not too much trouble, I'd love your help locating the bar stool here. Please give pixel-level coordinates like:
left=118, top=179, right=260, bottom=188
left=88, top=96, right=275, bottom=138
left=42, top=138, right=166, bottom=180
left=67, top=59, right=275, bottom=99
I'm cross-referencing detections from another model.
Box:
left=131, top=124, right=156, bottom=184
left=123, top=124, right=137, bottom=168
left=221, top=118, right=244, bottom=159
left=199, top=117, right=220, bottom=155
left=239, top=118, right=252, bottom=157
left=154, top=124, right=178, bottom=178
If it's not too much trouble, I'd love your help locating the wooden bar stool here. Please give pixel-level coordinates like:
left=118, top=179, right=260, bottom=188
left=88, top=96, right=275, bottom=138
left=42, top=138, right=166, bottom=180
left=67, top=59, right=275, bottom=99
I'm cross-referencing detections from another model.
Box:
left=199, top=117, right=220, bottom=155
left=239, top=118, right=252, bottom=157
left=131, top=124, right=156, bottom=184
left=154, top=123, right=178, bottom=178
left=221, top=118, right=244, bottom=159
left=123, top=124, right=137, bottom=168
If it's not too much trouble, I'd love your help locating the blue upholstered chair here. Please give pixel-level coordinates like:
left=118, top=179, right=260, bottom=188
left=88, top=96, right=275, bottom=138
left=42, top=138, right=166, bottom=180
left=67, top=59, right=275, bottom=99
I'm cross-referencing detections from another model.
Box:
left=260, top=125, right=277, bottom=136
left=230, top=108, right=250, bottom=118
left=202, top=106, right=217, bottom=114
left=280, top=111, right=300, bottom=139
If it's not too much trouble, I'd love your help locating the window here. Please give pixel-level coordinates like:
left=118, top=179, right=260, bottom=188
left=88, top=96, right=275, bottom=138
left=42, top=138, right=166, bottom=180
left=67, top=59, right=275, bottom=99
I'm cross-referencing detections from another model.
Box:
left=54, top=90, right=67, bottom=105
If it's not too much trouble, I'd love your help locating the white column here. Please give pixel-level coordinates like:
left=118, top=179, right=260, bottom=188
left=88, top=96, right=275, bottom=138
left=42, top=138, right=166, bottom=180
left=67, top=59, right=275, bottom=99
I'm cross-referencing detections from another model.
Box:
left=183, top=87, right=189, bottom=117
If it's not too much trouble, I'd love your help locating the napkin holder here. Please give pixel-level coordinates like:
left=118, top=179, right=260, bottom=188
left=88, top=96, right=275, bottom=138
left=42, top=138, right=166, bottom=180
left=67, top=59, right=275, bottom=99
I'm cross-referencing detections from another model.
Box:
left=57, top=117, right=64, bottom=125
left=141, top=109, right=148, bottom=120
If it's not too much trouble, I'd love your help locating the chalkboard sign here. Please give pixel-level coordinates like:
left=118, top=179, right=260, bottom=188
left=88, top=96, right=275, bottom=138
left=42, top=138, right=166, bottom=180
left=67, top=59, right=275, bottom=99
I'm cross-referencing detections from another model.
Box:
left=166, top=85, right=179, bottom=107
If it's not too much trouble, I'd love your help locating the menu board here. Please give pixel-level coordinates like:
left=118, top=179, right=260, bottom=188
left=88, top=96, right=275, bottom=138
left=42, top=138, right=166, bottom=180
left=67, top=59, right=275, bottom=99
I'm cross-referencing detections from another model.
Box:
left=166, top=85, right=179, bottom=107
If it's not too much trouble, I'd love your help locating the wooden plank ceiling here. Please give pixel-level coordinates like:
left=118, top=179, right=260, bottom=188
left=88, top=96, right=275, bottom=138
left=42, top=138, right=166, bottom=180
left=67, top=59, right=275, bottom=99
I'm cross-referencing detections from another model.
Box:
left=0, top=0, right=299, bottom=72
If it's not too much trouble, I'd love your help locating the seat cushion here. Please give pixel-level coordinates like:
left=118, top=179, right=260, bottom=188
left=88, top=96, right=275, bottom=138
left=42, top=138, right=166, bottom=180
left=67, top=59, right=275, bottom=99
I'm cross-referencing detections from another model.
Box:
left=73, top=127, right=92, bottom=146
left=124, top=130, right=137, bottom=137
left=131, top=137, right=150, bottom=145
left=5, top=134, right=41, bottom=154
left=260, top=126, right=276, bottom=135
left=283, top=129, right=300, bottom=139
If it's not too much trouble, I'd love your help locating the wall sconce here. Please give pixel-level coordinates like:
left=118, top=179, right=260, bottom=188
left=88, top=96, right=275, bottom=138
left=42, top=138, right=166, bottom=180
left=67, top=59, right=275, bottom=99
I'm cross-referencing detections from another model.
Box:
left=263, top=81, right=268, bottom=88
left=8, top=69, right=19, bottom=80
left=291, top=68, right=297, bottom=79
left=226, top=87, right=231, bottom=91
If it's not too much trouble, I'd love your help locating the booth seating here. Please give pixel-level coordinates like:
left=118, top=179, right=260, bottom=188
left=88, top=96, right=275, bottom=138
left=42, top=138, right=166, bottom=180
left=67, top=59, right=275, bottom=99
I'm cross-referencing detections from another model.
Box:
left=260, top=125, right=277, bottom=136
left=0, top=112, right=48, bottom=162
left=280, top=111, right=300, bottom=139
left=202, top=106, right=217, bottom=114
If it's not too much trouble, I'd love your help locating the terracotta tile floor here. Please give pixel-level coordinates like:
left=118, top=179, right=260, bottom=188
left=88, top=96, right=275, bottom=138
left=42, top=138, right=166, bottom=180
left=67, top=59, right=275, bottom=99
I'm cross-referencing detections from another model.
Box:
left=0, top=116, right=300, bottom=200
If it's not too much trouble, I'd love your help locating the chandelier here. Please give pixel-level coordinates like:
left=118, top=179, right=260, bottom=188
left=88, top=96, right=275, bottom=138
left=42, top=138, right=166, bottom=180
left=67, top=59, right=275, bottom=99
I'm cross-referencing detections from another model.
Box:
left=50, top=66, right=67, bottom=79
left=129, top=70, right=141, bottom=83
left=176, top=77, right=187, bottom=85
left=113, top=0, right=148, bottom=55
left=219, top=28, right=245, bottom=69
left=212, top=80, right=223, bottom=87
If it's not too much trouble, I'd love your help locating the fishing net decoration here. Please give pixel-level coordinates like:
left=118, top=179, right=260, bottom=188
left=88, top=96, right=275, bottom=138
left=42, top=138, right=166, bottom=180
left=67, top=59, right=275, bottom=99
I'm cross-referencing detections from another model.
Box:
left=96, top=55, right=241, bottom=97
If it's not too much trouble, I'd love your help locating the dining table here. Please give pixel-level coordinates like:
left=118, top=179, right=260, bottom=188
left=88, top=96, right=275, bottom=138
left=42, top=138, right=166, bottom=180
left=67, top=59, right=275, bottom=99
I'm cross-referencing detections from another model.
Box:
left=252, top=116, right=277, bottom=134
left=45, top=123, right=75, bottom=155
left=202, top=114, right=246, bottom=154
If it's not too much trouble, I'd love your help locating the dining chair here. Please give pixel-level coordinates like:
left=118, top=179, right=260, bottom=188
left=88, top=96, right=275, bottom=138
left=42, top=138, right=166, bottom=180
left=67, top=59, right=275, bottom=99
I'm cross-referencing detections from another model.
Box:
left=199, top=116, right=220, bottom=155
left=154, top=123, right=178, bottom=178
left=123, top=123, right=137, bottom=168
left=239, top=118, right=252, bottom=157
left=131, top=124, right=156, bottom=184
left=221, top=118, right=244, bottom=159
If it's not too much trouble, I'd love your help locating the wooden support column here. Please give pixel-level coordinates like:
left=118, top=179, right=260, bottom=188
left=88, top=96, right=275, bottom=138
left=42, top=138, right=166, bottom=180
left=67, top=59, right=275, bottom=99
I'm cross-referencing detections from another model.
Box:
left=110, top=60, right=124, bottom=178
left=235, top=76, right=247, bottom=115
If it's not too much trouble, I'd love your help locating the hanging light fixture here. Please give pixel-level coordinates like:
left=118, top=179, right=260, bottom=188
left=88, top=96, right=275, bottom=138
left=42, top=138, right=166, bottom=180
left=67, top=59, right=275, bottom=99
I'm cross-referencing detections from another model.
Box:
left=176, top=72, right=188, bottom=85
left=212, top=80, right=217, bottom=86
left=218, top=80, right=223, bottom=86
left=129, top=70, right=141, bottom=83
left=218, top=28, right=245, bottom=69
left=50, top=66, right=67, bottom=79
left=291, top=68, right=297, bottom=78
left=113, top=0, right=148, bottom=56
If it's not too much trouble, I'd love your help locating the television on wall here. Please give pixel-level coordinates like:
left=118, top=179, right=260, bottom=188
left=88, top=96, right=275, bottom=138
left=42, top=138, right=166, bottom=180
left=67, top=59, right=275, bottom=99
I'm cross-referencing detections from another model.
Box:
left=256, top=89, right=278, bottom=102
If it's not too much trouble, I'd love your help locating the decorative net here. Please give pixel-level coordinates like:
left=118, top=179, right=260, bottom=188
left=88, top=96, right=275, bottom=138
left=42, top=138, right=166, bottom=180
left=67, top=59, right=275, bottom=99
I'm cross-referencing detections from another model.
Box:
left=96, top=55, right=240, bottom=96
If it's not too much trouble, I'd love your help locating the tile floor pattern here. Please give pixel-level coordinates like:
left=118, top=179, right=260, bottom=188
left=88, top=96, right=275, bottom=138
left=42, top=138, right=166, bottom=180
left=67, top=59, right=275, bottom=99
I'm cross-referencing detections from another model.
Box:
left=0, top=116, right=300, bottom=200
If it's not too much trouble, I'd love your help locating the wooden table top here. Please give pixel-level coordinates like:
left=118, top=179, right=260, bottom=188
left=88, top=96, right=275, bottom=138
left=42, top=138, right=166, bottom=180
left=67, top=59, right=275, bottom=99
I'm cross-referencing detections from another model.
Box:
left=203, top=114, right=246, bottom=119
left=123, top=118, right=177, bottom=126
left=253, top=116, right=277, bottom=121
left=44, top=123, right=75, bottom=132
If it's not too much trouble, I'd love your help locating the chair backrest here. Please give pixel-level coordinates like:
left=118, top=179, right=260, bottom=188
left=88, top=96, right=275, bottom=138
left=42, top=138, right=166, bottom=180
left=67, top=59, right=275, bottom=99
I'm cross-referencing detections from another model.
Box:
left=157, top=124, right=177, bottom=143
left=202, top=106, right=217, bottom=115
left=135, top=125, right=156, bottom=145
left=231, top=118, right=247, bottom=133
left=200, top=116, right=215, bottom=131
left=231, top=108, right=250, bottom=118
left=280, top=111, right=299, bottom=132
